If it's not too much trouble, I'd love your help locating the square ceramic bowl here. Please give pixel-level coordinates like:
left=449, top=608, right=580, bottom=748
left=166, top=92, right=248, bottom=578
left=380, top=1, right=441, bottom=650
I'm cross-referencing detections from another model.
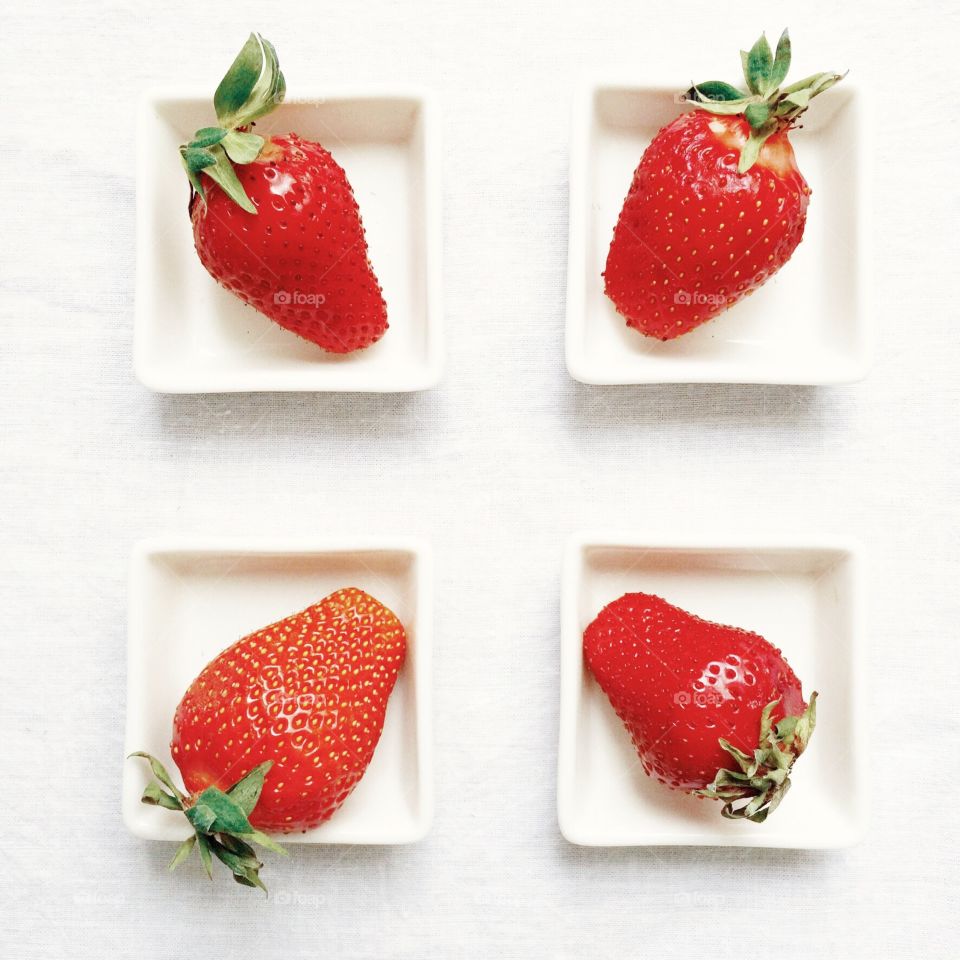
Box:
left=558, top=534, right=867, bottom=848
left=566, top=80, right=872, bottom=385
left=134, top=90, right=442, bottom=393
left=122, top=537, right=432, bottom=844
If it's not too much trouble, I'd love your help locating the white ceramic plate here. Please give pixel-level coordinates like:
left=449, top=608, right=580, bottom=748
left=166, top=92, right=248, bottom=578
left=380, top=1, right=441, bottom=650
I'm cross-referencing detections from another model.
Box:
left=135, top=91, right=443, bottom=393
left=566, top=80, right=872, bottom=385
left=558, top=534, right=867, bottom=848
left=122, top=537, right=433, bottom=844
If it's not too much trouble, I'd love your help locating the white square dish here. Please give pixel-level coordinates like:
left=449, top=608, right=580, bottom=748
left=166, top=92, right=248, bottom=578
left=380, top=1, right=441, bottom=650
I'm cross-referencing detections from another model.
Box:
left=558, top=534, right=867, bottom=848
left=566, top=80, right=872, bottom=385
left=134, top=90, right=442, bottom=393
left=123, top=537, right=433, bottom=844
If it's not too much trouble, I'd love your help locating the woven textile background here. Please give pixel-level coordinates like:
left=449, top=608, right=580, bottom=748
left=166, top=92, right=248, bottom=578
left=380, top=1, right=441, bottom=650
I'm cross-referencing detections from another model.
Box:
left=2, top=1, right=958, bottom=956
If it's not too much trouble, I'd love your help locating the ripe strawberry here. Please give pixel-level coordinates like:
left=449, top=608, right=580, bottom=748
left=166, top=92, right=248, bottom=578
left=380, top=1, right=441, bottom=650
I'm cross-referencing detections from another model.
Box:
left=604, top=29, right=843, bottom=340
left=583, top=593, right=816, bottom=822
left=181, top=34, right=387, bottom=353
left=132, top=587, right=406, bottom=889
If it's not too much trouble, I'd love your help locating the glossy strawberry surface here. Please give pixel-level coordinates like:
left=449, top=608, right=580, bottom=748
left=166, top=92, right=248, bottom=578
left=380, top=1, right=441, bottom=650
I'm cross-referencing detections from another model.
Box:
left=604, top=111, right=810, bottom=340
left=583, top=592, right=806, bottom=792
left=191, top=134, right=388, bottom=354
left=172, top=588, right=406, bottom=833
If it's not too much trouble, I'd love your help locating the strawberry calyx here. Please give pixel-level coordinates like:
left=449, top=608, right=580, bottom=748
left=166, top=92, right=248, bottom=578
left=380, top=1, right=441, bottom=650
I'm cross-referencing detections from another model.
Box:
left=682, top=29, right=844, bottom=173
left=697, top=692, right=818, bottom=822
left=129, top=752, right=287, bottom=892
left=179, top=32, right=286, bottom=214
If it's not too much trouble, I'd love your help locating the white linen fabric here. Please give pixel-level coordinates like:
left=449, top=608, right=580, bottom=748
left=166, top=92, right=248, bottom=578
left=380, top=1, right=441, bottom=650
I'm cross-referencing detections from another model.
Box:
left=2, top=1, right=958, bottom=957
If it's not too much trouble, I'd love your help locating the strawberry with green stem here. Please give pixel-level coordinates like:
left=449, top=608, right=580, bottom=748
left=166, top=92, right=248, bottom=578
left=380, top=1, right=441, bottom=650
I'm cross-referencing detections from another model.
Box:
left=132, top=588, right=406, bottom=890
left=604, top=29, right=844, bottom=340
left=584, top=592, right=817, bottom=822
left=180, top=33, right=388, bottom=354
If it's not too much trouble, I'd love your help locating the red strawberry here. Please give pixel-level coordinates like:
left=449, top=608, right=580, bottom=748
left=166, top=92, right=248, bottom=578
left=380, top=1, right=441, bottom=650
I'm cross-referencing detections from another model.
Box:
left=181, top=33, right=387, bottom=353
left=604, top=29, right=843, bottom=340
left=583, top=593, right=816, bottom=822
left=132, top=587, right=406, bottom=889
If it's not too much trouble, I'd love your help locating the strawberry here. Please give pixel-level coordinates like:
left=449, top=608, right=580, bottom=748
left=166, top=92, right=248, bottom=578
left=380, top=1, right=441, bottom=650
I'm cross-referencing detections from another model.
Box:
left=180, top=34, right=387, bottom=353
left=132, top=587, right=406, bottom=889
left=583, top=593, right=816, bottom=822
left=604, top=30, right=843, bottom=340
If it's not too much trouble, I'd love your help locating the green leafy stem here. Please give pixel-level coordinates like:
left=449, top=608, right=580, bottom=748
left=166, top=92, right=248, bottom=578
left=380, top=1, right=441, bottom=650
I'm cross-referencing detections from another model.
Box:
left=129, top=752, right=287, bottom=892
left=179, top=32, right=286, bottom=213
left=681, top=29, right=845, bottom=172
left=697, top=692, right=818, bottom=823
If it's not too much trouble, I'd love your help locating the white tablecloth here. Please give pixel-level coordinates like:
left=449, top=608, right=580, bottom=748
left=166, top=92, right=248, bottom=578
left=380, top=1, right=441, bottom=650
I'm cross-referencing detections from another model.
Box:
left=3, top=1, right=958, bottom=956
